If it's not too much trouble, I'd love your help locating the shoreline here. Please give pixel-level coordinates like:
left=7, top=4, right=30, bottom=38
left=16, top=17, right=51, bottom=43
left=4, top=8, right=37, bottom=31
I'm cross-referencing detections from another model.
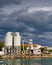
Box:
left=0, top=54, right=52, bottom=59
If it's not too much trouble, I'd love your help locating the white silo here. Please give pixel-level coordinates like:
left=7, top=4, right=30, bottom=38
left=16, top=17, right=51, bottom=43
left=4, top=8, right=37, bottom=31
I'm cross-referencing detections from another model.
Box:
left=14, top=32, right=21, bottom=55
left=4, top=32, right=21, bottom=55
left=4, top=32, right=13, bottom=55
left=5, top=32, right=12, bottom=47
left=14, top=32, right=21, bottom=46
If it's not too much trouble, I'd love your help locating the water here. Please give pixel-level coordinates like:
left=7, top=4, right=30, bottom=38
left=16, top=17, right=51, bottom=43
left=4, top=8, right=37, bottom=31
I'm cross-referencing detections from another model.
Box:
left=0, top=58, right=52, bottom=65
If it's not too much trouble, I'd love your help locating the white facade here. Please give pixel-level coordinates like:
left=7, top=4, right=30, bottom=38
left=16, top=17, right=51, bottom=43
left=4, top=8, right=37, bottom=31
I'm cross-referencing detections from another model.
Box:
left=0, top=51, right=4, bottom=56
left=0, top=48, right=5, bottom=56
left=27, top=43, right=41, bottom=55
left=47, top=47, right=52, bottom=50
left=5, top=32, right=12, bottom=46
left=33, top=47, right=41, bottom=55
left=33, top=49, right=41, bottom=55
left=33, top=45, right=41, bottom=55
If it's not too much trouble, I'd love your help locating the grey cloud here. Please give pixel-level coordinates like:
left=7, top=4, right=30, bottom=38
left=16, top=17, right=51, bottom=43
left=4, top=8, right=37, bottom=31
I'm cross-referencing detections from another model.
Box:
left=22, top=0, right=52, bottom=7
left=0, top=0, right=21, bottom=7
left=1, top=6, right=52, bottom=33
left=0, top=0, right=52, bottom=8
left=1, top=3, right=52, bottom=46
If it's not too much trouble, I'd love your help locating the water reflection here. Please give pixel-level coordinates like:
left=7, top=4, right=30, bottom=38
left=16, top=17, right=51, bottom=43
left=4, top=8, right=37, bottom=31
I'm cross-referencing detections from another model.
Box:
left=4, top=59, right=21, bottom=65
left=0, top=58, right=41, bottom=65
left=0, top=58, right=52, bottom=65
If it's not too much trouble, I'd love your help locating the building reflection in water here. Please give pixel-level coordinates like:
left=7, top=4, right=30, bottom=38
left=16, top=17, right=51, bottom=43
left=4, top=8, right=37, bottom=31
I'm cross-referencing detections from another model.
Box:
left=0, top=59, right=41, bottom=65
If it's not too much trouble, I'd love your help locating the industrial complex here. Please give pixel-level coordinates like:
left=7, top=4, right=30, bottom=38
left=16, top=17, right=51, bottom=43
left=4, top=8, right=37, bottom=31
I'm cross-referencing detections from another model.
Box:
left=0, top=32, right=52, bottom=58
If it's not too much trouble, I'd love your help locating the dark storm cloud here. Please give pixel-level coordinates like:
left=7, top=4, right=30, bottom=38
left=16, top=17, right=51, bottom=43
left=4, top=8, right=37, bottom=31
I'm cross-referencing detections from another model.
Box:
left=0, top=6, right=52, bottom=33
left=0, top=0, right=21, bottom=7
left=17, top=8, right=51, bottom=33
left=0, top=0, right=52, bottom=46
left=0, top=0, right=52, bottom=7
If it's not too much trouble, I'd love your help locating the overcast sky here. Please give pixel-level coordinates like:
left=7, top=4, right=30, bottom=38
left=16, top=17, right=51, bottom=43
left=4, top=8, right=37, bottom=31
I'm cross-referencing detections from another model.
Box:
left=0, top=0, right=52, bottom=46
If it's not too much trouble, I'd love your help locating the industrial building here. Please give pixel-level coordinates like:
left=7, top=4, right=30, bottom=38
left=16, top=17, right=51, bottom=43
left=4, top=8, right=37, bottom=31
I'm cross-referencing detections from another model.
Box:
left=4, top=32, right=21, bottom=56
left=26, top=39, right=41, bottom=55
left=33, top=44, right=41, bottom=55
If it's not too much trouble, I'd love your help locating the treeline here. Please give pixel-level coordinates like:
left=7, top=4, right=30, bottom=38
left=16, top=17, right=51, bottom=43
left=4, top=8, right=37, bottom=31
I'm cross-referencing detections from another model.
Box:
left=0, top=40, right=4, bottom=51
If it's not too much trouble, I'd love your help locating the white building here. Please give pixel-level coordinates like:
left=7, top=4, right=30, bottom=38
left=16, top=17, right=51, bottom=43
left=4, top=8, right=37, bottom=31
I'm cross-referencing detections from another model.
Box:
left=47, top=47, right=52, bottom=50
left=27, top=40, right=41, bottom=55
left=0, top=51, right=4, bottom=56
left=0, top=47, right=5, bottom=56
left=5, top=32, right=21, bottom=55
left=33, top=44, right=41, bottom=55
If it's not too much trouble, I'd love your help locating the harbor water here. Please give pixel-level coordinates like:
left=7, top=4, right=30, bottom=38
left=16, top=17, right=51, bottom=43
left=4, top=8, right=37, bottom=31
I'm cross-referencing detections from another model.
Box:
left=0, top=58, right=52, bottom=65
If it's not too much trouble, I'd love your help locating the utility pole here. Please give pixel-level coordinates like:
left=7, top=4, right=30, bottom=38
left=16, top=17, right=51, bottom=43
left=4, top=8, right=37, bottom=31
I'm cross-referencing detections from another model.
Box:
left=22, top=40, right=24, bottom=53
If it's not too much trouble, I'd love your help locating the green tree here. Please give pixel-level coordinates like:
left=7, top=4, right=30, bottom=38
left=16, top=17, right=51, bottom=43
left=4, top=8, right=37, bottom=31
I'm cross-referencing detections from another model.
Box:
left=0, top=41, right=4, bottom=51
left=21, top=45, right=26, bottom=51
left=48, top=49, right=52, bottom=53
left=39, top=47, right=45, bottom=52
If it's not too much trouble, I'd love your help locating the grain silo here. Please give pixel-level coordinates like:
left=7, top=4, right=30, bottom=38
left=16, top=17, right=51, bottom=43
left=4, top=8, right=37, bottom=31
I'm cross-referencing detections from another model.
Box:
left=4, top=32, right=21, bottom=56
left=4, top=32, right=13, bottom=55
left=14, top=32, right=21, bottom=55
left=14, top=32, right=21, bottom=46
left=5, top=32, right=12, bottom=47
